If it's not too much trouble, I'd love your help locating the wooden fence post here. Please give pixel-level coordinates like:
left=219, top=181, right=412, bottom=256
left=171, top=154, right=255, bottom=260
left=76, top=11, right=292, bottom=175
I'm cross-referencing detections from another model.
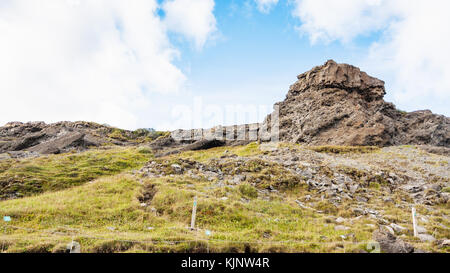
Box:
left=190, top=196, right=198, bottom=230
left=412, top=207, right=418, bottom=237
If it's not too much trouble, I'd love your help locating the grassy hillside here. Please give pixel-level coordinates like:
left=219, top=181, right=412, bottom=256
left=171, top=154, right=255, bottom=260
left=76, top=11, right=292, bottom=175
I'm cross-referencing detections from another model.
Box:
left=0, top=147, right=153, bottom=200
left=0, top=143, right=448, bottom=253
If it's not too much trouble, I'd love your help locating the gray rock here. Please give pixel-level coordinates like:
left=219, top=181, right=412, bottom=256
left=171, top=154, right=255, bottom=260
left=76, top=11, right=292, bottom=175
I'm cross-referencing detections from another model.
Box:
left=171, top=164, right=183, bottom=174
left=356, top=196, right=369, bottom=203
left=232, top=175, right=246, bottom=184
left=416, top=225, right=427, bottom=234
left=373, top=229, right=414, bottom=253
left=349, top=184, right=359, bottom=194
left=418, top=234, right=435, bottom=242
left=390, top=223, right=407, bottom=234
left=437, top=239, right=450, bottom=248
left=353, top=208, right=366, bottom=216
left=334, top=225, right=350, bottom=231
left=383, top=225, right=395, bottom=235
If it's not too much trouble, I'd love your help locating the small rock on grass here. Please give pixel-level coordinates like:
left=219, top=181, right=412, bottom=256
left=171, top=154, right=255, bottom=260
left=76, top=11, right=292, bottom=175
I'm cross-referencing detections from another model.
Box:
left=334, top=225, right=350, bottom=231
left=418, top=234, right=436, bottom=243
left=389, top=223, right=407, bottom=234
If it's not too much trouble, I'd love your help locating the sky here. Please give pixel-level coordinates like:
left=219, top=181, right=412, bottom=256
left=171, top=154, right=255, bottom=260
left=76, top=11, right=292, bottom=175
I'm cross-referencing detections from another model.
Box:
left=0, top=0, right=449, bottom=130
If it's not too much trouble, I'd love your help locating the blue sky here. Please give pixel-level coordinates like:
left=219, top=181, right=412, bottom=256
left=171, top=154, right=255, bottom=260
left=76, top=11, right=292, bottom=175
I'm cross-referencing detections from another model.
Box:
left=0, top=0, right=449, bottom=130
left=158, top=0, right=386, bottom=129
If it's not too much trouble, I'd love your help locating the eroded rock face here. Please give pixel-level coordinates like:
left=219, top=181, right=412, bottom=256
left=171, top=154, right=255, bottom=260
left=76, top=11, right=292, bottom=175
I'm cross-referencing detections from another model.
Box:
left=267, top=60, right=449, bottom=147
left=0, top=121, right=150, bottom=156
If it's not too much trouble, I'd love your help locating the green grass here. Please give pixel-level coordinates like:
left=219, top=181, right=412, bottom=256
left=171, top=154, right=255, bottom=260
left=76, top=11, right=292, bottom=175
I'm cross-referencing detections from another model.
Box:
left=0, top=143, right=448, bottom=253
left=0, top=173, right=369, bottom=253
left=0, top=147, right=153, bottom=200
left=177, top=142, right=262, bottom=162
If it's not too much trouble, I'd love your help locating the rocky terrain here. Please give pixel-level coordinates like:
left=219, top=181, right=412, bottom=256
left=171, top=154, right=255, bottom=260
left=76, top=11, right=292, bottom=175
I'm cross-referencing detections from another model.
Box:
left=0, top=61, right=448, bottom=253
left=0, top=121, right=163, bottom=159
left=169, top=60, right=449, bottom=149
left=138, top=143, right=449, bottom=252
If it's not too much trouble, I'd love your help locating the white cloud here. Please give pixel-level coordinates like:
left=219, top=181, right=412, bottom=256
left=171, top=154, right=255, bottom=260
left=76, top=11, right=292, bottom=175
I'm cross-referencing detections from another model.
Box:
left=292, top=0, right=403, bottom=43
left=292, top=0, right=450, bottom=115
left=0, top=0, right=217, bottom=129
left=162, top=0, right=217, bottom=50
left=254, top=0, right=279, bottom=13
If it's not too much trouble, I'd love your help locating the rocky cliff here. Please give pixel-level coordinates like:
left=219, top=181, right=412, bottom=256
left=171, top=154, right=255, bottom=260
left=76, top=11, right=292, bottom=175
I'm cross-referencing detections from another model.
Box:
left=266, top=60, right=449, bottom=147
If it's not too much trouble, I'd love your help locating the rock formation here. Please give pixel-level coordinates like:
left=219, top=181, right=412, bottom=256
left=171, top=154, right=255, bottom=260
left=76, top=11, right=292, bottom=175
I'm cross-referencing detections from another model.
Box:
left=1, top=60, right=449, bottom=156
left=0, top=121, right=155, bottom=157
left=166, top=60, right=449, bottom=148
left=267, top=60, right=449, bottom=147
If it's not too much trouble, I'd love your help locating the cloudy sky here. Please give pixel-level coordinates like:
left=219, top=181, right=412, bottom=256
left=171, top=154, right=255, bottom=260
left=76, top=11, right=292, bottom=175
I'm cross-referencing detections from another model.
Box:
left=1, top=0, right=449, bottom=130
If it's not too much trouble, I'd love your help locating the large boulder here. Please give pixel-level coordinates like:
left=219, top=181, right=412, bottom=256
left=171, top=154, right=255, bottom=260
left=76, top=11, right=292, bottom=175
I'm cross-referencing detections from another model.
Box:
left=373, top=229, right=414, bottom=253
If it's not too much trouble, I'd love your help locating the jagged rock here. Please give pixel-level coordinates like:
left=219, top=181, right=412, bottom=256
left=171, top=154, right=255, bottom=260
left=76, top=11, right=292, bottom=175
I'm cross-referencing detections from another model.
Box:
left=0, top=121, right=154, bottom=156
left=373, top=229, right=414, bottom=253
left=265, top=60, right=449, bottom=147
left=135, top=61, right=450, bottom=149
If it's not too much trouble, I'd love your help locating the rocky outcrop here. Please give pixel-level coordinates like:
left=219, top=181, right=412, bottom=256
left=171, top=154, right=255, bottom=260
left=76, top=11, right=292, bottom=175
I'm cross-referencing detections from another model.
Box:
left=265, top=60, right=449, bottom=147
left=0, top=121, right=155, bottom=156
left=2, top=61, right=449, bottom=153
left=167, top=60, right=449, bottom=148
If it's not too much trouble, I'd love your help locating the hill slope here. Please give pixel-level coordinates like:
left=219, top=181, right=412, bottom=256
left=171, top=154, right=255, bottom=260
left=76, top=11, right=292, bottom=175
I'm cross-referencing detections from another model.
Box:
left=0, top=143, right=448, bottom=253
